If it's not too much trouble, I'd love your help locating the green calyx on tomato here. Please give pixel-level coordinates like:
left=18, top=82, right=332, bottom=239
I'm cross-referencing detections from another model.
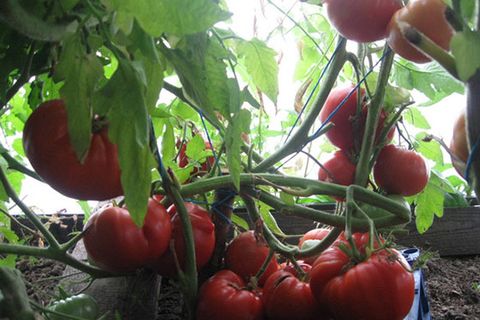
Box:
left=359, top=194, right=410, bottom=222
left=310, top=233, right=415, bottom=320
left=325, top=0, right=402, bottom=43
left=47, top=294, right=99, bottom=320
left=22, top=99, right=123, bottom=201
left=83, top=198, right=172, bottom=272
left=387, top=0, right=454, bottom=63
left=151, top=202, right=215, bottom=278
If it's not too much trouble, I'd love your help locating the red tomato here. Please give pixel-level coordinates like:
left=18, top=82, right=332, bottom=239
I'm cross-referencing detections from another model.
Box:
left=318, top=151, right=356, bottom=201
left=178, top=139, right=215, bottom=177
left=22, top=100, right=122, bottom=200
left=319, top=86, right=394, bottom=151
left=450, top=111, right=468, bottom=177
left=310, top=234, right=415, bottom=320
left=196, top=270, right=263, bottom=320
left=298, top=228, right=333, bottom=265
left=374, top=144, right=429, bottom=196
left=225, top=231, right=280, bottom=286
left=325, top=0, right=402, bottom=42
left=263, top=270, right=325, bottom=320
left=83, top=199, right=172, bottom=272
left=151, top=202, right=215, bottom=277
left=387, top=0, right=454, bottom=63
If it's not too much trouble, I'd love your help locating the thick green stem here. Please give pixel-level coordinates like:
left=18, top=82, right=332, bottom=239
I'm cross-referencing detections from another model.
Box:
left=0, top=243, right=113, bottom=278
left=149, top=119, right=197, bottom=320
left=400, top=22, right=458, bottom=79
left=355, top=46, right=394, bottom=187
left=466, top=70, right=480, bottom=200
left=0, top=151, right=42, bottom=181
left=252, top=37, right=347, bottom=172
left=0, top=166, right=60, bottom=249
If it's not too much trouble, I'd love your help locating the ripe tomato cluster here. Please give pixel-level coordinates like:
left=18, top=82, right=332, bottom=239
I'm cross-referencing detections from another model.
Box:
left=326, top=0, right=454, bottom=64
left=83, top=199, right=216, bottom=276
left=197, top=229, right=415, bottom=320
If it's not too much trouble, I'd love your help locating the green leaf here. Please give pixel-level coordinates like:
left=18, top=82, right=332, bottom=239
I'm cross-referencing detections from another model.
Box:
left=77, top=201, right=92, bottom=222
left=403, top=107, right=431, bottom=129
left=258, top=202, right=286, bottom=237
left=451, top=29, right=480, bottom=82
left=231, top=213, right=249, bottom=231
left=392, top=61, right=464, bottom=105
left=236, top=38, right=279, bottom=104
left=415, top=132, right=443, bottom=165
left=112, top=0, right=231, bottom=36
left=170, top=99, right=199, bottom=122
left=280, top=192, right=295, bottom=206
left=55, top=34, right=104, bottom=161
left=161, top=35, right=232, bottom=122
left=225, top=110, right=251, bottom=191
left=94, top=60, right=153, bottom=227
left=414, top=173, right=446, bottom=233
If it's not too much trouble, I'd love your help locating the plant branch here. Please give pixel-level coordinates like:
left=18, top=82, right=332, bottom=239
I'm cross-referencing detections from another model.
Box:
left=355, top=46, right=394, bottom=187
left=399, top=22, right=458, bottom=79
left=0, top=166, right=60, bottom=249
left=0, top=149, right=42, bottom=181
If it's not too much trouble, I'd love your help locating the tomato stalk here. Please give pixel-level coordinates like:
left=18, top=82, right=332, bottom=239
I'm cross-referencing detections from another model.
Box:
left=252, top=37, right=347, bottom=173
left=354, top=45, right=394, bottom=187
left=252, top=248, right=276, bottom=286
left=399, top=22, right=458, bottom=79
left=466, top=70, right=480, bottom=201
left=149, top=120, right=197, bottom=320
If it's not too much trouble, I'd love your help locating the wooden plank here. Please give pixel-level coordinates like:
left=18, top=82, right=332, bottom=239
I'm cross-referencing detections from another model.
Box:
left=60, top=240, right=161, bottom=320
left=396, top=207, right=480, bottom=256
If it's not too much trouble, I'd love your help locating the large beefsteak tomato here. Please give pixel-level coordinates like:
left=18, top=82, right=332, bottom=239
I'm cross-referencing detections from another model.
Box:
left=310, top=233, right=414, bottom=320
left=22, top=100, right=122, bottom=200
left=83, top=198, right=172, bottom=272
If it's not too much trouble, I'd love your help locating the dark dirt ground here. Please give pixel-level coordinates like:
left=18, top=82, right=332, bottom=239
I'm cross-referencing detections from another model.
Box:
left=18, top=253, right=480, bottom=319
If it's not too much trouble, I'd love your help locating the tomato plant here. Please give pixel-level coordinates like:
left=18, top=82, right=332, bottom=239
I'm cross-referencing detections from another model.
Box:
left=310, top=234, right=415, bottom=320
left=325, top=0, right=402, bottom=43
left=387, top=0, right=454, bottom=63
left=374, top=144, right=429, bottom=196
left=47, top=294, right=99, bottom=320
left=196, top=270, right=263, bottom=320
left=450, top=110, right=468, bottom=177
left=22, top=99, right=123, bottom=200
left=263, top=269, right=324, bottom=320
left=178, top=139, right=215, bottom=177
left=83, top=198, right=172, bottom=272
left=225, top=231, right=280, bottom=286
left=152, top=202, right=215, bottom=277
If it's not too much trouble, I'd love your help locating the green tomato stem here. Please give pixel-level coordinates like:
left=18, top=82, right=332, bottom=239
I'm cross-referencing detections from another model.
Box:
left=0, top=166, right=60, bottom=249
left=0, top=243, right=113, bottom=278
left=354, top=45, right=394, bottom=187
left=399, top=22, right=459, bottom=79
left=252, top=37, right=347, bottom=173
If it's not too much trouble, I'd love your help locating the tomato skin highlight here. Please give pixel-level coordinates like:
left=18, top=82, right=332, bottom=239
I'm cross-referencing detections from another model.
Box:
left=310, top=234, right=415, bottom=320
left=298, top=228, right=334, bottom=265
left=263, top=270, right=325, bottom=320
left=374, top=144, right=429, bottom=196
left=83, top=199, right=172, bottom=272
left=225, top=231, right=280, bottom=286
left=325, top=0, right=402, bottom=43
left=152, top=202, right=215, bottom=277
left=196, top=270, right=264, bottom=320
left=22, top=99, right=123, bottom=200
left=387, top=0, right=454, bottom=63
